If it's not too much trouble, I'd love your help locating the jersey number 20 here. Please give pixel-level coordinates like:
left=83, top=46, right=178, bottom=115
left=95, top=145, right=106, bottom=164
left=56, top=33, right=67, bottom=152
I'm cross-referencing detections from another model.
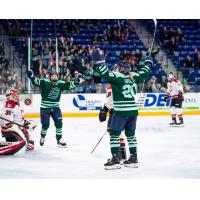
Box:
left=122, top=84, right=137, bottom=98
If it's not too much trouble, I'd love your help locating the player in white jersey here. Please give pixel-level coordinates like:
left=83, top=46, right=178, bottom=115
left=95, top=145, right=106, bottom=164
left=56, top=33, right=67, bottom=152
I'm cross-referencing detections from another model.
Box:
left=98, top=65, right=127, bottom=160
left=163, top=72, right=184, bottom=126
left=0, top=88, right=37, bottom=155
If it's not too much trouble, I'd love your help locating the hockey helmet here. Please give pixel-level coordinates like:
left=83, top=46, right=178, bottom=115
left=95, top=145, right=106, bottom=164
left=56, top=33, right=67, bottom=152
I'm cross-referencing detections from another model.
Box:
left=168, top=72, right=175, bottom=80
left=118, top=61, right=132, bottom=75
left=6, top=88, right=20, bottom=103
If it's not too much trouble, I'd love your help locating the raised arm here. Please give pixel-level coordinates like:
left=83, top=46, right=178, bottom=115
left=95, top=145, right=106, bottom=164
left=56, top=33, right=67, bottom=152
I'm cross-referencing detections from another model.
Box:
left=26, top=70, right=45, bottom=88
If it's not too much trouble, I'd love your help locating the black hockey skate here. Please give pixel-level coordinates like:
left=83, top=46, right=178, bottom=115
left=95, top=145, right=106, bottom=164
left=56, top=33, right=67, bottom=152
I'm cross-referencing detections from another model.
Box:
left=104, top=154, right=122, bottom=170
left=40, top=137, right=45, bottom=146
left=119, top=147, right=127, bottom=161
left=124, top=153, right=138, bottom=168
left=176, top=119, right=184, bottom=127
left=170, top=119, right=177, bottom=127
left=57, top=140, right=67, bottom=148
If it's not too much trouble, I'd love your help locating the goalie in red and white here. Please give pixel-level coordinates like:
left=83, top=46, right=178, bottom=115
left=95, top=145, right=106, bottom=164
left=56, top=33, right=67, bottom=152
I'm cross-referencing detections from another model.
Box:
left=0, top=88, right=37, bottom=155
left=163, top=72, right=184, bottom=126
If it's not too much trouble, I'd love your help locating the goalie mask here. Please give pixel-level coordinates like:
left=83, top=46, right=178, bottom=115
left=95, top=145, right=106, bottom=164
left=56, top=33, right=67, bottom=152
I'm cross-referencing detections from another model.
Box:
left=118, top=61, right=131, bottom=75
left=6, top=88, right=20, bottom=103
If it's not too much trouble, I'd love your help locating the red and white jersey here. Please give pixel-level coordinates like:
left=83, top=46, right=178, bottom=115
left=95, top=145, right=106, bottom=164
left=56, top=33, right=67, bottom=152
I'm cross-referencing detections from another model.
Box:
left=167, top=79, right=183, bottom=99
left=0, top=100, right=25, bottom=128
left=105, top=83, right=113, bottom=109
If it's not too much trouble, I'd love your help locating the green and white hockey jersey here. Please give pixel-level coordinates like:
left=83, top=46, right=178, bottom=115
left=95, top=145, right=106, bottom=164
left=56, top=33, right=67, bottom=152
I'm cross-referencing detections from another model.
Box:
left=31, top=77, right=75, bottom=108
left=96, top=64, right=151, bottom=116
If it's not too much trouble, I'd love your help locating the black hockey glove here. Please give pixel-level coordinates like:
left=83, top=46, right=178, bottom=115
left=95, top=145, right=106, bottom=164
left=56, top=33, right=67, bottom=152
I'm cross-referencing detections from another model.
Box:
left=163, top=95, right=169, bottom=102
left=99, top=105, right=109, bottom=122
left=178, top=91, right=184, bottom=101
left=91, top=49, right=105, bottom=67
left=145, top=57, right=154, bottom=69
left=26, top=70, right=34, bottom=79
left=24, top=120, right=31, bottom=129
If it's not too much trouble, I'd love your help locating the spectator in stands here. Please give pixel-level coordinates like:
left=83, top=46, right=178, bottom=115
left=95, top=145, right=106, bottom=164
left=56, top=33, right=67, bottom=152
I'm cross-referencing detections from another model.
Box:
left=32, top=43, right=41, bottom=76
left=193, top=48, right=199, bottom=64
left=72, top=70, right=85, bottom=93
left=120, top=50, right=130, bottom=61
left=128, top=21, right=136, bottom=35
left=0, top=40, right=5, bottom=57
left=160, top=75, right=168, bottom=89
left=83, top=63, right=94, bottom=84
left=159, top=26, right=169, bottom=42
left=168, top=28, right=175, bottom=40
left=175, top=28, right=185, bottom=42
left=169, top=37, right=178, bottom=55
left=42, top=42, right=52, bottom=68
left=195, top=54, right=200, bottom=70
left=96, top=83, right=103, bottom=93
left=119, top=28, right=129, bottom=44
left=184, top=55, right=193, bottom=68
left=15, top=80, right=25, bottom=93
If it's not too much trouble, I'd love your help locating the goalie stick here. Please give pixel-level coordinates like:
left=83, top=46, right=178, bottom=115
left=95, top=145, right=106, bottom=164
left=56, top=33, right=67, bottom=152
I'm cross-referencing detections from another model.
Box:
left=0, top=116, right=28, bottom=129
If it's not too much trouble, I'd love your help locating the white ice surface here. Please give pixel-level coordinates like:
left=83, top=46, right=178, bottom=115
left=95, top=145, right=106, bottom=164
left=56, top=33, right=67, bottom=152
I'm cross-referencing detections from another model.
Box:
left=0, top=115, right=200, bottom=179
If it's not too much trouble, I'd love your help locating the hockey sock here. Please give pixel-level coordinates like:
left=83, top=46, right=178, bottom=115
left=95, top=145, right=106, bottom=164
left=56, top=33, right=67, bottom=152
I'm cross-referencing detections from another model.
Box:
left=177, top=108, right=183, bottom=123
left=55, top=121, right=62, bottom=141
left=119, top=137, right=126, bottom=148
left=125, top=129, right=137, bottom=154
left=109, top=130, right=121, bottom=155
left=171, top=114, right=177, bottom=123
left=41, top=124, right=49, bottom=138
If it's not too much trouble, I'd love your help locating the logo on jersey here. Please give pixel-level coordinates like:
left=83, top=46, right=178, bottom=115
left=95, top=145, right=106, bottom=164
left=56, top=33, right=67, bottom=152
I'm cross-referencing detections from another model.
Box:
left=73, top=95, right=102, bottom=110
left=47, top=87, right=60, bottom=100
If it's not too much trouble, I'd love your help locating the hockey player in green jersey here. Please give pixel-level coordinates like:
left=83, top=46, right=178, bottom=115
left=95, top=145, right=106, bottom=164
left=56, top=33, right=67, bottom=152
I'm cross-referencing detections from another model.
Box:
left=92, top=49, right=153, bottom=170
left=26, top=71, right=75, bottom=148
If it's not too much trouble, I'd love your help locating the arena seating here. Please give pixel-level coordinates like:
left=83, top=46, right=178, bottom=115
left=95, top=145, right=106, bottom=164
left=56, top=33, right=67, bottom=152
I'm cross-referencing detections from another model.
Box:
left=141, top=19, right=200, bottom=86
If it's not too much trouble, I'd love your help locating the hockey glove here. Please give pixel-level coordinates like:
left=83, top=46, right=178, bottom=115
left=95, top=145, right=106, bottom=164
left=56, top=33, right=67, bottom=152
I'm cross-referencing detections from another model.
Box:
left=145, top=57, right=153, bottom=69
left=91, top=49, right=105, bottom=67
left=26, top=70, right=34, bottom=79
left=178, top=91, right=184, bottom=101
left=99, top=105, right=109, bottom=122
left=24, top=120, right=31, bottom=129
left=163, top=95, right=169, bottom=102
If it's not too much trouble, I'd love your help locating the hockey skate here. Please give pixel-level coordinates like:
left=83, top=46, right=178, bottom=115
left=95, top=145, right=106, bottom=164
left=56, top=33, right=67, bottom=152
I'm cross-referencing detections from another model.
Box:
left=124, top=153, right=138, bottom=168
left=40, top=137, right=45, bottom=146
left=176, top=119, right=184, bottom=127
left=57, top=140, right=67, bottom=148
left=104, top=154, right=122, bottom=170
left=26, top=140, right=34, bottom=151
left=170, top=119, right=177, bottom=127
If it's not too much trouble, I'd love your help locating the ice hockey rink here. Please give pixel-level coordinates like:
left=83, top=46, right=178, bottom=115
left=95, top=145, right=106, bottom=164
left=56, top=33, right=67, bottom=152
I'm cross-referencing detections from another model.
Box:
left=0, top=115, right=200, bottom=179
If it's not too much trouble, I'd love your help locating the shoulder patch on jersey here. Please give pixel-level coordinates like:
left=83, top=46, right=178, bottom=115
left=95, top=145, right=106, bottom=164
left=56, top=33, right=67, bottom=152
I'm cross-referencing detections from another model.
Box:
left=44, top=79, right=51, bottom=83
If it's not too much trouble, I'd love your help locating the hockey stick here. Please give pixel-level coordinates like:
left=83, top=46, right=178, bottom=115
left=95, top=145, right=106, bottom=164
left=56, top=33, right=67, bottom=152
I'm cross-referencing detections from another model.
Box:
left=91, top=130, right=107, bottom=154
left=138, top=19, right=157, bottom=104
left=0, top=116, right=28, bottom=129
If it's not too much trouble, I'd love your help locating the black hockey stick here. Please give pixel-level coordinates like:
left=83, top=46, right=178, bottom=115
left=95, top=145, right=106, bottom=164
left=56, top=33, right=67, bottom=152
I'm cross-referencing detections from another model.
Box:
left=138, top=19, right=157, bottom=104
left=0, top=116, right=28, bottom=129
left=91, top=130, right=107, bottom=154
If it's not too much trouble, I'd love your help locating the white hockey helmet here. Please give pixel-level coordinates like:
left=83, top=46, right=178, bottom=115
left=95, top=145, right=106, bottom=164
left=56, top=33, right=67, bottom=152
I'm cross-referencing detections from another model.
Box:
left=6, top=88, right=20, bottom=103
